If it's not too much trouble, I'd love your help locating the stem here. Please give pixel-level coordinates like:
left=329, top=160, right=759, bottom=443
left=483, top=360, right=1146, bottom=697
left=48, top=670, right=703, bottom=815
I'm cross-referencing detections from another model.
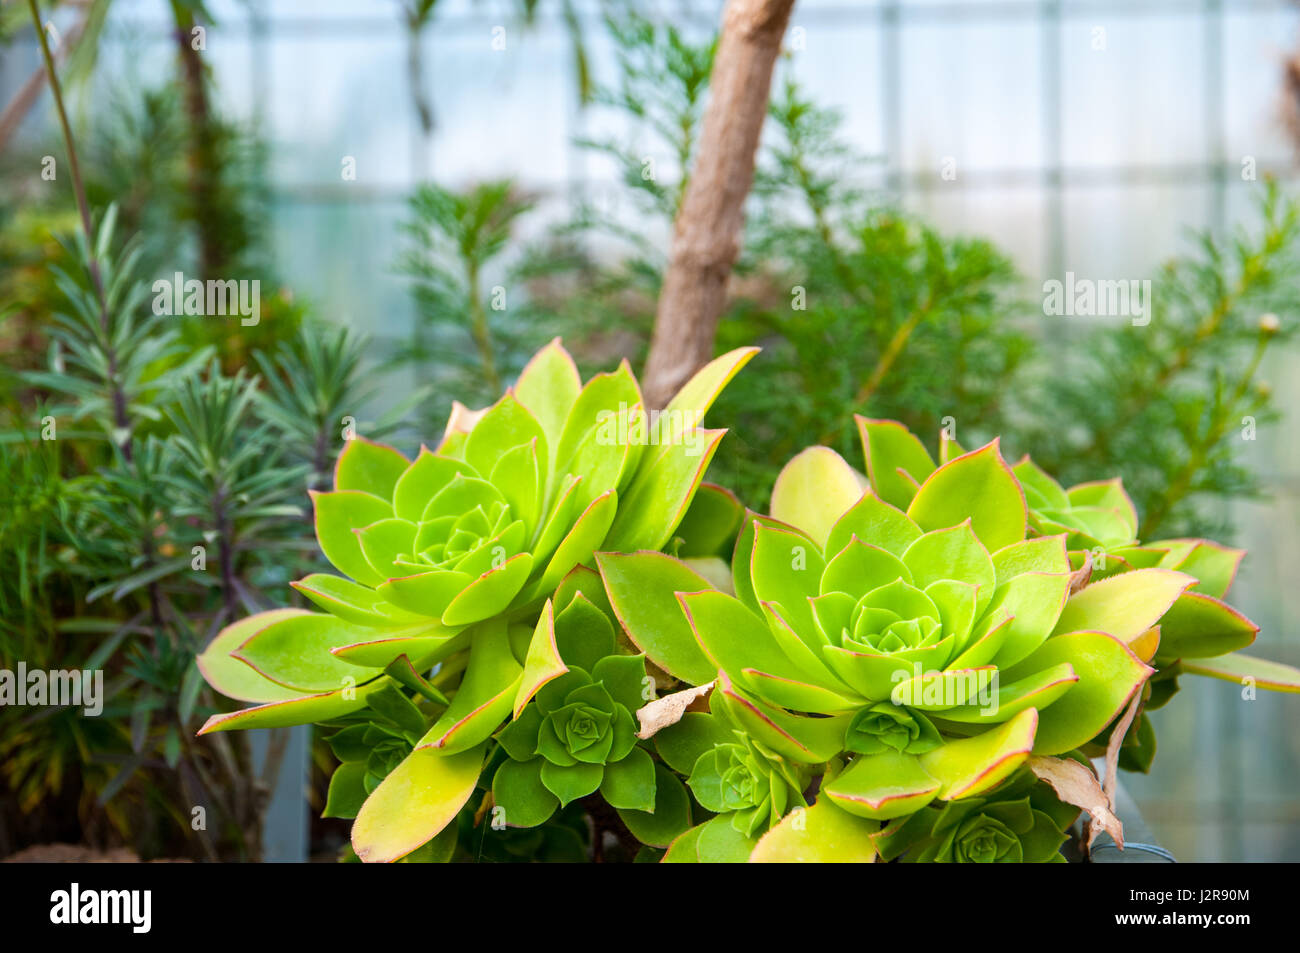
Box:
left=311, top=422, right=331, bottom=492
left=140, top=538, right=166, bottom=648
left=641, top=0, right=797, bottom=409
left=206, top=729, right=258, bottom=858
left=1092, top=232, right=1276, bottom=462
left=0, top=5, right=88, bottom=151
left=790, top=140, right=860, bottom=303
left=27, top=0, right=133, bottom=457
left=28, top=0, right=94, bottom=274
left=213, top=488, right=239, bottom=623
left=176, top=758, right=222, bottom=862
left=405, top=7, right=434, bottom=136
left=582, top=794, right=640, bottom=861
left=855, top=296, right=932, bottom=407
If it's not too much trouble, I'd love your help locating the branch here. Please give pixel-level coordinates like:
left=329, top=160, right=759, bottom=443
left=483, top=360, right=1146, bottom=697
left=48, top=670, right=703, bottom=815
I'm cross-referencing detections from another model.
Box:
left=26, top=0, right=133, bottom=456
left=26, top=0, right=96, bottom=281
left=641, top=0, right=796, bottom=408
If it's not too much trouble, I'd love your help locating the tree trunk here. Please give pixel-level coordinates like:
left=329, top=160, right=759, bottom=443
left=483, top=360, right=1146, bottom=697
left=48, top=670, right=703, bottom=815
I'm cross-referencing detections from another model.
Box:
left=174, top=8, right=224, bottom=281
left=640, top=0, right=795, bottom=409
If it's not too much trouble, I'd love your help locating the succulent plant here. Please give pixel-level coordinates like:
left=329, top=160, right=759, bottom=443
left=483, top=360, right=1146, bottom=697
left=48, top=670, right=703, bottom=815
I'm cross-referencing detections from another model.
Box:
left=600, top=417, right=1300, bottom=862
left=321, top=684, right=424, bottom=818
left=687, top=735, right=803, bottom=833
left=604, top=438, right=1167, bottom=825
left=195, top=345, right=1300, bottom=862
left=872, top=769, right=1078, bottom=863
left=654, top=692, right=812, bottom=841
left=195, top=340, right=756, bottom=861
left=493, top=592, right=653, bottom=824
left=854, top=417, right=1300, bottom=743
left=1013, top=454, right=1139, bottom=552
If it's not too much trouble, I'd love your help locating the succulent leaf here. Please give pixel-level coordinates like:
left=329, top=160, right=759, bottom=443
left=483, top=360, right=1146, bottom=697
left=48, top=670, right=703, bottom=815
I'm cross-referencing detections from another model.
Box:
left=1052, top=568, right=1194, bottom=643
left=750, top=796, right=879, bottom=863
left=1154, top=591, right=1258, bottom=660
left=597, top=551, right=719, bottom=684
left=770, top=446, right=866, bottom=549
left=856, top=416, right=936, bottom=510
left=906, top=440, right=1027, bottom=553
left=196, top=609, right=315, bottom=704
left=351, top=745, right=485, bottom=863
left=1182, top=652, right=1300, bottom=692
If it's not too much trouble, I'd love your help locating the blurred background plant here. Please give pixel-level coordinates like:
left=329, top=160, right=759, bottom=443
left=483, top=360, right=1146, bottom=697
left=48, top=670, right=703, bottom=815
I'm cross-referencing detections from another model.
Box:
left=1017, top=183, right=1300, bottom=541
left=392, top=179, right=536, bottom=424
left=510, top=5, right=1291, bottom=525
left=3, top=0, right=1300, bottom=861
left=0, top=0, right=417, bottom=859
left=0, top=199, right=405, bottom=857
left=0, top=215, right=411, bottom=857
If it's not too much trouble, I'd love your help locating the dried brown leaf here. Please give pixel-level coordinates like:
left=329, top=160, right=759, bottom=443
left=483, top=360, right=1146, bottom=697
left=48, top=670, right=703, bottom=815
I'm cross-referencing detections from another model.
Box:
left=635, top=681, right=714, bottom=739
left=1103, top=688, right=1144, bottom=807
left=1028, top=754, right=1124, bottom=850
left=1069, top=551, right=1093, bottom=594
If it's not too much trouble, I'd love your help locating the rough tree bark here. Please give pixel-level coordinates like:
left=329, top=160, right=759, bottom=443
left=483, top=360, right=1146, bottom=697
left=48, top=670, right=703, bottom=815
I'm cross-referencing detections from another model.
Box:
left=640, top=0, right=796, bottom=409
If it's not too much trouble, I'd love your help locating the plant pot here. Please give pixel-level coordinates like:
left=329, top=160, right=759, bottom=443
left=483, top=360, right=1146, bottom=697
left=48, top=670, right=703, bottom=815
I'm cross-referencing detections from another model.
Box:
left=1085, top=775, right=1175, bottom=864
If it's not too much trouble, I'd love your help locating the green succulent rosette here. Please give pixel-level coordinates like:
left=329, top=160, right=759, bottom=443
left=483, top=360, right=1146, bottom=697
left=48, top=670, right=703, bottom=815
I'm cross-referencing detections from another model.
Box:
left=194, top=340, right=756, bottom=861
left=689, top=736, right=799, bottom=832
left=604, top=437, right=1172, bottom=827
left=495, top=662, right=651, bottom=818
left=644, top=693, right=811, bottom=862
left=320, top=683, right=427, bottom=819
left=844, top=701, right=942, bottom=756
left=854, top=416, right=1300, bottom=768
left=491, top=589, right=654, bottom=825
left=872, top=769, right=1078, bottom=863
left=1012, top=454, right=1140, bottom=552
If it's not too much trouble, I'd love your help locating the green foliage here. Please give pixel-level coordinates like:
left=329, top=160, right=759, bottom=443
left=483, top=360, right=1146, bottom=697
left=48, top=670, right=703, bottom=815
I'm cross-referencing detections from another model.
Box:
left=512, top=7, right=717, bottom=365
left=682, top=707, right=810, bottom=839
left=0, top=82, right=299, bottom=382
left=586, top=6, right=716, bottom=219
left=0, top=17, right=312, bottom=849
left=515, top=14, right=1029, bottom=507
left=193, top=333, right=1300, bottom=862
left=11, top=0, right=1300, bottom=868
left=605, top=416, right=1300, bottom=861
left=1019, top=183, right=1300, bottom=540
left=875, top=769, right=1074, bottom=863
left=395, top=180, right=537, bottom=420
left=715, top=84, right=1029, bottom=505
left=254, top=324, right=425, bottom=490
left=0, top=206, right=385, bottom=857
left=194, top=340, right=753, bottom=861
left=517, top=8, right=1296, bottom=541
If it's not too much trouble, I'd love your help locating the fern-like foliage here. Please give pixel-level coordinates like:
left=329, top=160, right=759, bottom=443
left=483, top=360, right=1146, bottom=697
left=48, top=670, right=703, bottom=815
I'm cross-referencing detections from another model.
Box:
left=1018, top=183, right=1300, bottom=540
left=394, top=180, right=536, bottom=421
